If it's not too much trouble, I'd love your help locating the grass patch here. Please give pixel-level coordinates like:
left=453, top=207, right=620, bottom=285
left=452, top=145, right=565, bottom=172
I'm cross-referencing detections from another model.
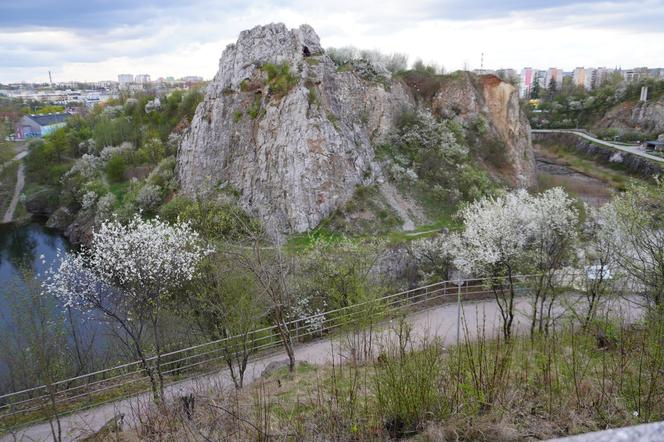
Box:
left=0, top=141, right=20, bottom=164
left=108, top=181, right=130, bottom=204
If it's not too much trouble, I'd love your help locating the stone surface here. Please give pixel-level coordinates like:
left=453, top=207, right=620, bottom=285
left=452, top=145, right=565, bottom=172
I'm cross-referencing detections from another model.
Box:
left=177, top=24, right=536, bottom=234
left=595, top=95, right=664, bottom=135
left=431, top=73, right=536, bottom=187
left=177, top=23, right=411, bottom=234
left=548, top=421, right=664, bottom=442
left=24, top=187, right=60, bottom=216
left=46, top=207, right=74, bottom=230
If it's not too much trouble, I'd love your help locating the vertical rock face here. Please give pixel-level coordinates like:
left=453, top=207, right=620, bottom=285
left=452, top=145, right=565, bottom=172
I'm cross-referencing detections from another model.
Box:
left=177, top=24, right=536, bottom=234
left=177, top=23, right=411, bottom=234
left=431, top=73, right=536, bottom=187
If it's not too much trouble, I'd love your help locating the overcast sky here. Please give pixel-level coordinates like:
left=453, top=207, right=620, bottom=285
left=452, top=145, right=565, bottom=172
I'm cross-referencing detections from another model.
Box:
left=1, top=0, right=663, bottom=83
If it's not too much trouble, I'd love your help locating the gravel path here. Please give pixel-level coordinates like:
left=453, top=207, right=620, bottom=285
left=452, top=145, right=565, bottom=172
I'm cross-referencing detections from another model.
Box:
left=2, top=293, right=643, bottom=441
left=2, top=161, right=25, bottom=223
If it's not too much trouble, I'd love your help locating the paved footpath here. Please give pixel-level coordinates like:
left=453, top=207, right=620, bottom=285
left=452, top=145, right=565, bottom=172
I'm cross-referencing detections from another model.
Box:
left=2, top=294, right=643, bottom=441
left=532, top=129, right=664, bottom=163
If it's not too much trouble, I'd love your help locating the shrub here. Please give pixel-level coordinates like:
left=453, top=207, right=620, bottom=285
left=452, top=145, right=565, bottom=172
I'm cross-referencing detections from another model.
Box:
left=159, top=196, right=260, bottom=240
left=135, top=184, right=163, bottom=213
left=247, top=95, right=263, bottom=120
left=96, top=192, right=117, bottom=220
left=137, top=137, right=165, bottom=164
left=262, top=63, right=298, bottom=98
left=374, top=343, right=444, bottom=437
left=147, top=156, right=177, bottom=192
left=106, top=154, right=126, bottom=182
left=80, top=190, right=98, bottom=210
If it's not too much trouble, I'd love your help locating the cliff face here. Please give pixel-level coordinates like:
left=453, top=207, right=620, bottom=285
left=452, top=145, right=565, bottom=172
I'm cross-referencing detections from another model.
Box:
left=177, top=24, right=411, bottom=233
left=430, top=73, right=536, bottom=187
left=177, top=24, right=536, bottom=234
left=594, top=96, right=664, bottom=135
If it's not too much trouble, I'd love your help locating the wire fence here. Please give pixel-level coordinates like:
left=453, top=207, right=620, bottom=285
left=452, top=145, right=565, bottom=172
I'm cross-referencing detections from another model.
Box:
left=0, top=272, right=582, bottom=431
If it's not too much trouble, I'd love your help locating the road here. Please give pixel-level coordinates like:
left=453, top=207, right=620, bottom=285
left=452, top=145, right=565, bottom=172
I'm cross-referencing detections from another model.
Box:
left=2, top=293, right=643, bottom=441
left=532, top=129, right=664, bottom=164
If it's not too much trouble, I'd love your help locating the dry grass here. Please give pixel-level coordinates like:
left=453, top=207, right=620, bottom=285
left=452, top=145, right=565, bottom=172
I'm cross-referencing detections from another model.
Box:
left=100, top=310, right=664, bottom=442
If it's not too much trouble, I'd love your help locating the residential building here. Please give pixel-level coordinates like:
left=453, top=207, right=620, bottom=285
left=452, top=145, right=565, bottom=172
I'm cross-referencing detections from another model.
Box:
left=573, top=67, right=586, bottom=88
left=594, top=67, right=613, bottom=87
left=623, top=67, right=649, bottom=82
left=520, top=67, right=534, bottom=98
left=544, top=68, right=563, bottom=89
left=135, top=74, right=151, bottom=84
left=118, top=74, right=134, bottom=85
left=15, top=112, right=70, bottom=139
left=584, top=68, right=597, bottom=90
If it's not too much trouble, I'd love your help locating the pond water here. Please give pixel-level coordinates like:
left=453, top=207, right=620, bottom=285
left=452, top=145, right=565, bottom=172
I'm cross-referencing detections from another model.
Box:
left=0, top=222, right=70, bottom=315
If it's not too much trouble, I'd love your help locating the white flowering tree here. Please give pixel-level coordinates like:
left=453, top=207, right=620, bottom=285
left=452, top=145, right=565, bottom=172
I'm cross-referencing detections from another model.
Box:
left=579, top=204, right=617, bottom=328
left=454, top=188, right=579, bottom=339
left=409, top=234, right=454, bottom=282
left=603, top=182, right=664, bottom=309
left=528, top=188, right=579, bottom=335
left=44, top=214, right=210, bottom=402
left=454, top=190, right=534, bottom=340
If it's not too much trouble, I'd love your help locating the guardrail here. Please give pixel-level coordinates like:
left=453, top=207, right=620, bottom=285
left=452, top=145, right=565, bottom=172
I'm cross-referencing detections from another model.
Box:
left=0, top=273, right=567, bottom=431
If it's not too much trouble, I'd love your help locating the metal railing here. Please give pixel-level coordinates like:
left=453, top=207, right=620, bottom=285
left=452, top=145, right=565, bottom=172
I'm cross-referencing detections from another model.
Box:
left=0, top=273, right=555, bottom=431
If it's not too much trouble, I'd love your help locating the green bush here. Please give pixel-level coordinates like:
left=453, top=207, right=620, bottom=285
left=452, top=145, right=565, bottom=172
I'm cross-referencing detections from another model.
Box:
left=374, top=344, right=445, bottom=436
left=262, top=63, right=298, bottom=98
left=247, top=95, right=263, bottom=120
left=106, top=154, right=126, bottom=182
left=159, top=196, right=260, bottom=240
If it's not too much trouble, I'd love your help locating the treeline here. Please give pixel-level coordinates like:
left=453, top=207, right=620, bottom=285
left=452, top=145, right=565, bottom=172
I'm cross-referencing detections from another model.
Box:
left=22, top=89, right=203, bottom=227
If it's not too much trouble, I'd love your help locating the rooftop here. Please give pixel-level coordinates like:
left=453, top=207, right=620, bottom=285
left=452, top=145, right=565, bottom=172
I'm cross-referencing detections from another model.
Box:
left=26, top=112, right=71, bottom=127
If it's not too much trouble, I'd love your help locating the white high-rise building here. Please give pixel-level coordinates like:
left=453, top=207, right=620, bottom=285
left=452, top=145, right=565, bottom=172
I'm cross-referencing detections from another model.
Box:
left=584, top=68, right=597, bottom=90
left=118, top=74, right=134, bottom=85
left=135, top=74, right=151, bottom=84
left=544, top=68, right=563, bottom=89
left=572, top=67, right=586, bottom=88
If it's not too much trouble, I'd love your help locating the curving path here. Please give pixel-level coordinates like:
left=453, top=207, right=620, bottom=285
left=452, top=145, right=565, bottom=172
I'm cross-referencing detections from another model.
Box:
left=1, top=293, right=643, bottom=441
left=532, top=129, right=664, bottom=164
left=2, top=161, right=25, bottom=223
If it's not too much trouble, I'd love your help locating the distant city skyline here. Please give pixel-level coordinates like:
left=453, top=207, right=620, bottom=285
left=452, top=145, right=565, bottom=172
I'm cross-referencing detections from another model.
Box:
left=2, top=0, right=663, bottom=83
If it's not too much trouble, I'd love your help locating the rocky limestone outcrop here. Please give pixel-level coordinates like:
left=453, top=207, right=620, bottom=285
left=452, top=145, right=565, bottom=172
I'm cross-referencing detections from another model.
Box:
left=430, top=73, right=536, bottom=187
left=177, top=24, right=412, bottom=234
left=594, top=95, right=664, bottom=135
left=177, top=24, right=536, bottom=234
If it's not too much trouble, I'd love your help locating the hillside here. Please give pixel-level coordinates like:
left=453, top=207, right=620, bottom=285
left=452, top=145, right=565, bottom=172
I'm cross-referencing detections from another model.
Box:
left=594, top=94, right=664, bottom=135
